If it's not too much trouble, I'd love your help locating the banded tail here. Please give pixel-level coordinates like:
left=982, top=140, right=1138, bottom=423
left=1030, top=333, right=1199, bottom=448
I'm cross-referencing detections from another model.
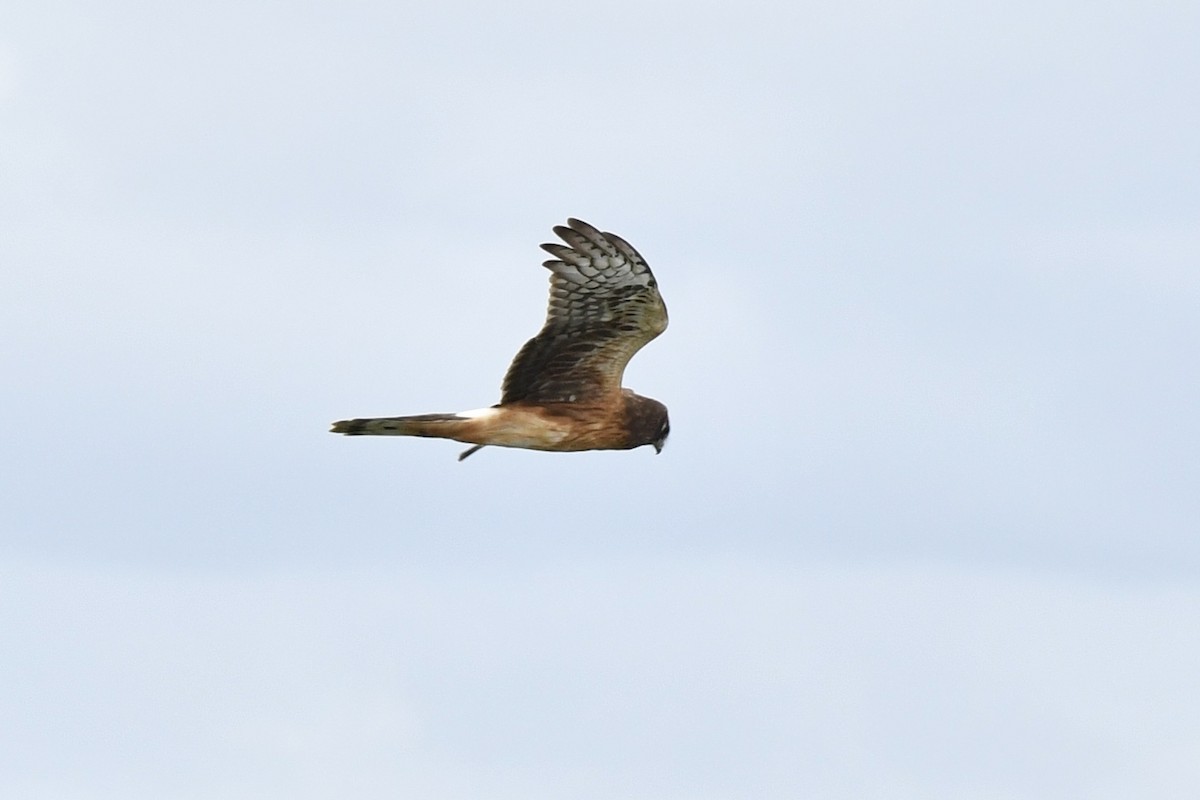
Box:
left=330, top=412, right=491, bottom=460
left=330, top=413, right=469, bottom=437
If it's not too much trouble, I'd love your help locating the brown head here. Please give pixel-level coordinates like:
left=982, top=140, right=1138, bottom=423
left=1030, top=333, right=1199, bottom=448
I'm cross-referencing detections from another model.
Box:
left=623, top=392, right=670, bottom=454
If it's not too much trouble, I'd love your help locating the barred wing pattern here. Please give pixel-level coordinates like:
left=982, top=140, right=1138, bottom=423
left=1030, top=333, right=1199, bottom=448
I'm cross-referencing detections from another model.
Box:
left=500, top=218, right=668, bottom=405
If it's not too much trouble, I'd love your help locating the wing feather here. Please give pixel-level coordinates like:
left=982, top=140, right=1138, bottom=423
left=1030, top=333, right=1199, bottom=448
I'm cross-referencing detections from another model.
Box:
left=500, top=219, right=667, bottom=405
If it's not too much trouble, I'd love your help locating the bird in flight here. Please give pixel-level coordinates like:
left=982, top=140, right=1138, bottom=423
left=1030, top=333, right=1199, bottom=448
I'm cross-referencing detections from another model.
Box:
left=330, top=218, right=670, bottom=460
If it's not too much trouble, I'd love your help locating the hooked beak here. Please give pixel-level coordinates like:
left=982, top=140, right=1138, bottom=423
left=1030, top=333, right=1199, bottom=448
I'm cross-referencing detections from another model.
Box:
left=653, top=441, right=664, bottom=454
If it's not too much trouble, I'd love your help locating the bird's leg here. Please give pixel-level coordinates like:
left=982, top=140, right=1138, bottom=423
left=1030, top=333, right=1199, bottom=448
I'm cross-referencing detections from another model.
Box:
left=458, top=444, right=486, bottom=461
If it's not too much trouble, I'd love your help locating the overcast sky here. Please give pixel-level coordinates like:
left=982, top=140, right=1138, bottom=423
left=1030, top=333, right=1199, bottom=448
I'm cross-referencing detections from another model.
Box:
left=3, top=1, right=1199, bottom=798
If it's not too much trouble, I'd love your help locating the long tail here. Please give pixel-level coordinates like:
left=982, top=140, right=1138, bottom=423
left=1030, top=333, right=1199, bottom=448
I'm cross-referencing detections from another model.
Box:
left=330, top=413, right=471, bottom=438
left=331, top=413, right=489, bottom=460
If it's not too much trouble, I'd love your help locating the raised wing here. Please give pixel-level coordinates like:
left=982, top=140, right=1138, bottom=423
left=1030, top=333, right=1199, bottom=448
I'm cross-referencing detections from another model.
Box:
left=500, top=218, right=668, bottom=405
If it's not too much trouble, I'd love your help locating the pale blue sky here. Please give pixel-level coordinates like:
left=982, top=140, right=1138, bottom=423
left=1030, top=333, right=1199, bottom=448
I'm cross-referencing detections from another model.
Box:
left=2, top=1, right=1199, bottom=797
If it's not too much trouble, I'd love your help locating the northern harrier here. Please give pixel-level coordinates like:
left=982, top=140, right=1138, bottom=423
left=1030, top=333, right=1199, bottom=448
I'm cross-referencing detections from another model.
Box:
left=330, top=218, right=669, bottom=460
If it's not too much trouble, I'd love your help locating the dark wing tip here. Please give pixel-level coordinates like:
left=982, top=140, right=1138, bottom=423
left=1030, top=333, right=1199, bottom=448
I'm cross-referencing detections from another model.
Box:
left=565, top=218, right=603, bottom=237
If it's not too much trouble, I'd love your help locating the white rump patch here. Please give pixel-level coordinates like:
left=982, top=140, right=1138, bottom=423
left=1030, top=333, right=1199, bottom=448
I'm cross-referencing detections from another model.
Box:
left=455, top=407, right=501, bottom=420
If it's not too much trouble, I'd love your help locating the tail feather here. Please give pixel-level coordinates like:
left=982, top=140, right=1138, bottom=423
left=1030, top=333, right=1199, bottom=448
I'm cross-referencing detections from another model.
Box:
left=330, top=413, right=465, bottom=437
